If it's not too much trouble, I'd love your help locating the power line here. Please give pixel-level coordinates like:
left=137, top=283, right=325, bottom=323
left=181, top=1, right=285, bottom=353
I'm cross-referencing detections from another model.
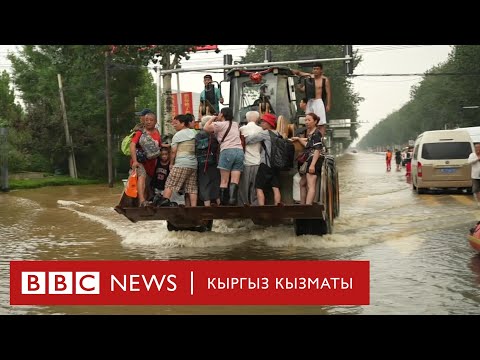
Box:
left=352, top=72, right=480, bottom=76
left=355, top=45, right=435, bottom=53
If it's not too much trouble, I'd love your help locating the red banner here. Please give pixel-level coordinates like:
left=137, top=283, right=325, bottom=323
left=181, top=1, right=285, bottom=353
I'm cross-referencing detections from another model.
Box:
left=10, top=260, right=370, bottom=306
left=171, top=92, right=193, bottom=117
left=194, top=45, right=219, bottom=52
left=181, top=92, right=193, bottom=115
left=171, top=93, right=179, bottom=117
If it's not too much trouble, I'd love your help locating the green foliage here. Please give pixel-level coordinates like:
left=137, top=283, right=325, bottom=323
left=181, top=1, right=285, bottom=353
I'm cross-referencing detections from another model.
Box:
left=135, top=69, right=157, bottom=112
left=6, top=45, right=196, bottom=179
left=9, top=176, right=100, bottom=190
left=6, top=45, right=161, bottom=178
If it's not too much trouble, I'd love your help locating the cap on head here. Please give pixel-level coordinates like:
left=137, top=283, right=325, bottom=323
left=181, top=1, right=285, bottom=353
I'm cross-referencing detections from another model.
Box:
left=135, top=108, right=152, bottom=116
left=261, top=113, right=277, bottom=128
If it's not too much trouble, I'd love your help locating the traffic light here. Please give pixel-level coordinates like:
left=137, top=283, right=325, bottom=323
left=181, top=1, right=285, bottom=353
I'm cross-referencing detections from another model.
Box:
left=344, top=45, right=353, bottom=76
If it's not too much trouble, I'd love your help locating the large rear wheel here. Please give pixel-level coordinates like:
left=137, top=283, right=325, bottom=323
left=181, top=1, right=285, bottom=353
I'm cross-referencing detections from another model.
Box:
left=332, top=164, right=340, bottom=218
left=293, top=157, right=335, bottom=237
left=321, top=160, right=333, bottom=234
left=325, top=164, right=335, bottom=233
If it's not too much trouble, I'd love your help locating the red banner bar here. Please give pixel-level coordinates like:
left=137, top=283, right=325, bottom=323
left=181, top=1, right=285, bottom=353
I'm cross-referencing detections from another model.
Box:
left=181, top=92, right=193, bottom=115
left=10, top=260, right=370, bottom=306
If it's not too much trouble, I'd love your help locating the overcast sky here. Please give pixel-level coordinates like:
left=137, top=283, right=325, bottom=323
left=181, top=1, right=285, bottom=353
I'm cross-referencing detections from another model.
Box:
left=0, top=45, right=453, bottom=142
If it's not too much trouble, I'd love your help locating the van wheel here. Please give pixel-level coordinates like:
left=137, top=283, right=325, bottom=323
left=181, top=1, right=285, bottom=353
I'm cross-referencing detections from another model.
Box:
left=416, top=186, right=425, bottom=194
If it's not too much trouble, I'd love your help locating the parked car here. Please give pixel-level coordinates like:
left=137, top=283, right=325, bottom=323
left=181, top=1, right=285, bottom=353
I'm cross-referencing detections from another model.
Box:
left=411, top=130, right=474, bottom=194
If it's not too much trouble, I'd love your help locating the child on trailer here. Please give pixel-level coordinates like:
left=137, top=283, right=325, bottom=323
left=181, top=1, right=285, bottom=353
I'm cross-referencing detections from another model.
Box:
left=151, top=147, right=171, bottom=205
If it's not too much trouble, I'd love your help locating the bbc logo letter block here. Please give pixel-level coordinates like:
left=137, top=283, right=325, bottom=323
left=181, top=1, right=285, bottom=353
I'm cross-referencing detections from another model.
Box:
left=22, top=272, right=100, bottom=295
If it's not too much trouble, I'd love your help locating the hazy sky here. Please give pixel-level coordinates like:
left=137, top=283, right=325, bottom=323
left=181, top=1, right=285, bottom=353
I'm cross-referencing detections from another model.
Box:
left=0, top=45, right=453, bottom=142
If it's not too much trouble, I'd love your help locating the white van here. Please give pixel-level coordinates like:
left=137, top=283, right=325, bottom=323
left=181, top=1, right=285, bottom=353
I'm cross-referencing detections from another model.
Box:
left=411, top=129, right=474, bottom=194
left=454, top=126, right=480, bottom=145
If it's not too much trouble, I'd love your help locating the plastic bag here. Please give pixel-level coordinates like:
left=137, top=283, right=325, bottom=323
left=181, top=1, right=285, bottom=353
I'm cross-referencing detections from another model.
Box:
left=292, top=172, right=301, bottom=202
left=125, top=169, right=138, bottom=198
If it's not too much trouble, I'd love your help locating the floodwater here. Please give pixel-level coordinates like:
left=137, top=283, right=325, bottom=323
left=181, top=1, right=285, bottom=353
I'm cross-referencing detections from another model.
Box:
left=1, top=152, right=480, bottom=315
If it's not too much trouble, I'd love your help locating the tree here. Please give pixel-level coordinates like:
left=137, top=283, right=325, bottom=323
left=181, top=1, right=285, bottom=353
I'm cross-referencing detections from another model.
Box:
left=8, top=45, right=149, bottom=177
left=135, top=68, right=157, bottom=113
left=110, top=45, right=196, bottom=136
left=0, top=70, right=28, bottom=172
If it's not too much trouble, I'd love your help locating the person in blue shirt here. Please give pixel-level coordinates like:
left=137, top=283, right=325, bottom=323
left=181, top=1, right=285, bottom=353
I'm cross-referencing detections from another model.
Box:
left=198, top=74, right=223, bottom=118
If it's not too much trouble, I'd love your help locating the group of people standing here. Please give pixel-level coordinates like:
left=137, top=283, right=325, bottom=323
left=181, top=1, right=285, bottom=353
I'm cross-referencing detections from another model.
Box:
left=385, top=149, right=403, bottom=172
left=127, top=107, right=282, bottom=208
left=127, top=63, right=332, bottom=208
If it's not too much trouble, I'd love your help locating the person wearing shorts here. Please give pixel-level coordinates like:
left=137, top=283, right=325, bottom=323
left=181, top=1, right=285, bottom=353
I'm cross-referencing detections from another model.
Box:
left=203, top=107, right=244, bottom=205
left=158, top=114, right=198, bottom=207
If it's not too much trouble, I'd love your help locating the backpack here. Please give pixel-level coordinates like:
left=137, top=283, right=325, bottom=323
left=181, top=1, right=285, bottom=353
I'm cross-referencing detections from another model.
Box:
left=196, top=133, right=218, bottom=167
left=139, top=131, right=161, bottom=159
left=264, top=130, right=295, bottom=170
left=121, top=132, right=135, bottom=156
left=121, top=123, right=146, bottom=156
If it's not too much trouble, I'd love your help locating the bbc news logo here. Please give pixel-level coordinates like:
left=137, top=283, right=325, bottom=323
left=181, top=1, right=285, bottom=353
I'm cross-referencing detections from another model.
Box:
left=22, top=272, right=100, bottom=295
left=10, top=260, right=370, bottom=305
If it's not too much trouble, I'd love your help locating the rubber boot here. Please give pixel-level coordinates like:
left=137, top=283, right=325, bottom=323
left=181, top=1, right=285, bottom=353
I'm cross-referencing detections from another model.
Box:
left=228, top=183, right=239, bottom=206
left=220, top=187, right=229, bottom=206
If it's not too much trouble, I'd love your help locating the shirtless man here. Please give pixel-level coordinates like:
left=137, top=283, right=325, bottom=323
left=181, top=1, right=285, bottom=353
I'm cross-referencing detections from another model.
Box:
left=292, top=63, right=331, bottom=137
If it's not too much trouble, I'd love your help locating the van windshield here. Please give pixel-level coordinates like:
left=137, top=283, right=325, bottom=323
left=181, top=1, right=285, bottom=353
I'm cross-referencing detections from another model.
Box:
left=422, top=142, right=472, bottom=160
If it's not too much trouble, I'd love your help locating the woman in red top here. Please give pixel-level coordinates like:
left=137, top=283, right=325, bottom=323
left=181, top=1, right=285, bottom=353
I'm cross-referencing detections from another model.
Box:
left=129, top=113, right=162, bottom=206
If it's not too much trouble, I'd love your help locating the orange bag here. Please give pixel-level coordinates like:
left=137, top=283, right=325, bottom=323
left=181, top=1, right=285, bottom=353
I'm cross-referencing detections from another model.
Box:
left=125, top=169, right=138, bottom=198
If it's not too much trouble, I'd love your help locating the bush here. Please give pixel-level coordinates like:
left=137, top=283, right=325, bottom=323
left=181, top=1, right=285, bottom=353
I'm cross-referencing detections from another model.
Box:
left=29, top=153, right=52, bottom=172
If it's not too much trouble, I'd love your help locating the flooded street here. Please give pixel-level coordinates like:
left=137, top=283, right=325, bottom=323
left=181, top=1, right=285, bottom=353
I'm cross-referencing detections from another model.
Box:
left=2, top=151, right=480, bottom=314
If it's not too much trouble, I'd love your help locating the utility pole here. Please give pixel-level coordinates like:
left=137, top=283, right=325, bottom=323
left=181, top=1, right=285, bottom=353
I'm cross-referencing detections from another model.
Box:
left=344, top=45, right=354, bottom=75
left=57, top=73, right=77, bottom=179
left=264, top=49, right=272, bottom=63
left=105, top=51, right=113, bottom=188
left=155, top=66, right=163, bottom=136
left=223, top=54, right=233, bottom=80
